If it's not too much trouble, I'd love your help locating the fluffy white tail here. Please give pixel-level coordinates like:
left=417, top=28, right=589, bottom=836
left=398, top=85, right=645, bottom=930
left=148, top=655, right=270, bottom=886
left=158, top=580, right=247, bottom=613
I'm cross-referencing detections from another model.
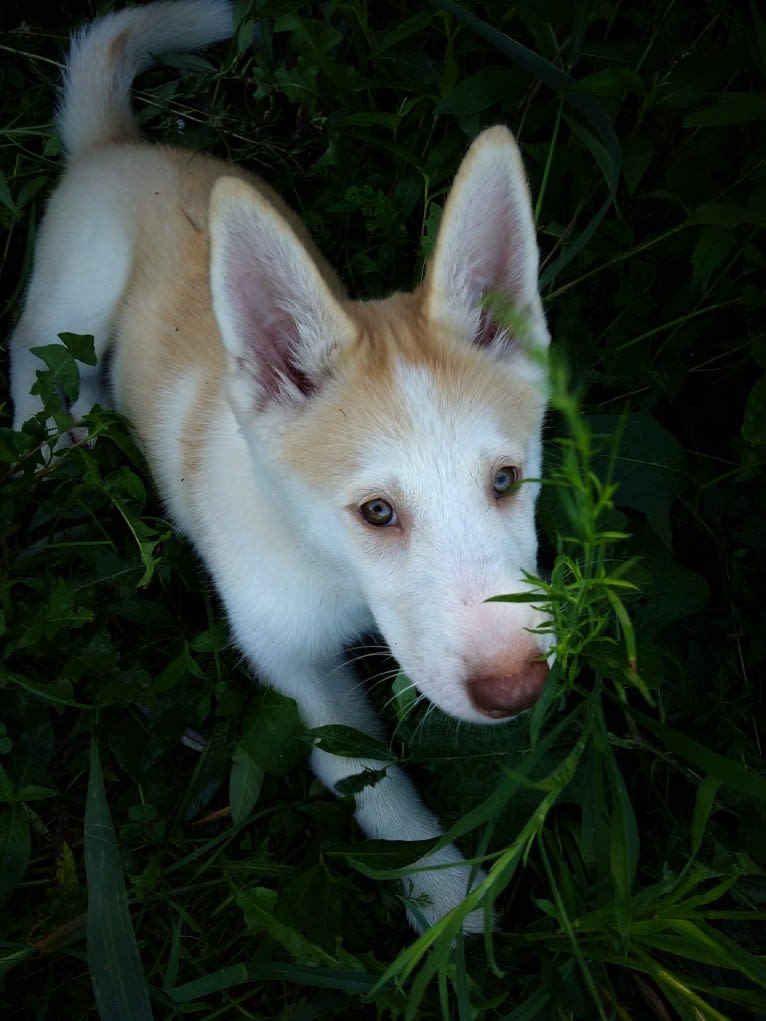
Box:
left=57, top=0, right=234, bottom=157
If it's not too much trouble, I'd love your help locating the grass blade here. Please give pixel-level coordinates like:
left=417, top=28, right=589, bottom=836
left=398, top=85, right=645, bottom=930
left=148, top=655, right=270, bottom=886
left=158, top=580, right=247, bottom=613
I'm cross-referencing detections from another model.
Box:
left=85, top=738, right=152, bottom=1021
left=168, top=962, right=379, bottom=1001
left=692, top=776, right=721, bottom=856
left=631, top=709, right=766, bottom=801
left=0, top=804, right=31, bottom=907
left=430, top=0, right=621, bottom=286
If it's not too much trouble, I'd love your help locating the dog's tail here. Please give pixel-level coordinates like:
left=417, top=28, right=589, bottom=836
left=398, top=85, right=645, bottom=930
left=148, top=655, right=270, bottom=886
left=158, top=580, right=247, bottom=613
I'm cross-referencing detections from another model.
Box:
left=57, top=0, right=234, bottom=158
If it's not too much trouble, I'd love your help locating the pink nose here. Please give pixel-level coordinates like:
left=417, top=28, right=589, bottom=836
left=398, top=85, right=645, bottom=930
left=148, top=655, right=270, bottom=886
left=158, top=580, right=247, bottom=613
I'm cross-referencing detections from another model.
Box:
left=468, top=658, right=549, bottom=719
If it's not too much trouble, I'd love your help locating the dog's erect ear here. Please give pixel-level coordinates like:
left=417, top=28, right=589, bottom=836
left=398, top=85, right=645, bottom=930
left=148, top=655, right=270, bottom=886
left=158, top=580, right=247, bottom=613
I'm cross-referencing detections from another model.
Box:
left=209, top=176, right=355, bottom=419
left=423, top=126, right=549, bottom=366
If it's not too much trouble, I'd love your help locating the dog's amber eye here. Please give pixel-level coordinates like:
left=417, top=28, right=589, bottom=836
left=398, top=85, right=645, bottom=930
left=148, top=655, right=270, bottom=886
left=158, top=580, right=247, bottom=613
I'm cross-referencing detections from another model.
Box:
left=493, top=465, right=521, bottom=497
left=360, top=498, right=397, bottom=527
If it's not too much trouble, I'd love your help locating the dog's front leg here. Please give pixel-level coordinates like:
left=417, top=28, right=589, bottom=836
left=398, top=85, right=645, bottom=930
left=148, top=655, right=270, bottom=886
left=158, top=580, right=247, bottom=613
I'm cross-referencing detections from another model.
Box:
left=265, top=656, right=489, bottom=934
left=313, top=739, right=490, bottom=935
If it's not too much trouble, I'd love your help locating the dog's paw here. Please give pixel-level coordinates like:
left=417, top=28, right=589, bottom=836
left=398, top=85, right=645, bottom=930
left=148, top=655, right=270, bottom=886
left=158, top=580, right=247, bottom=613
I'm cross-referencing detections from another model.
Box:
left=403, top=843, right=493, bottom=935
left=460, top=897, right=492, bottom=934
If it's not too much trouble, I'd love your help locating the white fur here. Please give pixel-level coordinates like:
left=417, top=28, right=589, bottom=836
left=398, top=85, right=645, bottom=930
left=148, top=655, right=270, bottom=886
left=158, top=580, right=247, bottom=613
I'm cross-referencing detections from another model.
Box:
left=58, top=0, right=234, bottom=155
left=350, top=361, right=548, bottom=723
left=9, top=0, right=553, bottom=934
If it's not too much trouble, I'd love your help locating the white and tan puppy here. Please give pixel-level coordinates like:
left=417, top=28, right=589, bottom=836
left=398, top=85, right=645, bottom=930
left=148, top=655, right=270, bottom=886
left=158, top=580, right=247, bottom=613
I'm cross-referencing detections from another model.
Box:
left=10, top=0, right=552, bottom=932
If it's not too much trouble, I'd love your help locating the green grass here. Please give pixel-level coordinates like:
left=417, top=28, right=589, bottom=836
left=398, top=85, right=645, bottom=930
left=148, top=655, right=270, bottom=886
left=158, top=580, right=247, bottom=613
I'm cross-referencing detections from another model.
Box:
left=1, top=1, right=765, bottom=1018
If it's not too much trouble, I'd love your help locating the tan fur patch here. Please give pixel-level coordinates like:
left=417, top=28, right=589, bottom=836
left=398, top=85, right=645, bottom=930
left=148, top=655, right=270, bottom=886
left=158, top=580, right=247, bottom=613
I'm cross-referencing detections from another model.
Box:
left=280, top=287, right=544, bottom=492
left=91, top=141, right=540, bottom=506
left=109, top=143, right=347, bottom=444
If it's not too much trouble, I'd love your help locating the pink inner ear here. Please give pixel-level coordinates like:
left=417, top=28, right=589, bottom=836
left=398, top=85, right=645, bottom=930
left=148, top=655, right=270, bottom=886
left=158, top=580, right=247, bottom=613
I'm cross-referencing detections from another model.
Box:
left=221, top=225, right=318, bottom=401
left=471, top=185, right=536, bottom=312
left=467, top=217, right=530, bottom=352
left=427, top=132, right=541, bottom=355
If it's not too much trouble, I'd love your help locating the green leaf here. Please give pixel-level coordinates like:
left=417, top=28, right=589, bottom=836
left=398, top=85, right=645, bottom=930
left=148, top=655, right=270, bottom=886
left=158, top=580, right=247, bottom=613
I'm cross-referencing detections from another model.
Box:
left=7, top=720, right=54, bottom=789
left=0, top=169, right=17, bottom=214
left=372, top=10, right=436, bottom=55
left=178, top=720, right=232, bottom=820
left=566, top=119, right=614, bottom=192
left=645, top=919, right=766, bottom=988
left=436, top=66, right=520, bottom=115
left=684, top=91, right=766, bottom=127
left=589, top=412, right=690, bottom=546
left=326, top=838, right=439, bottom=877
left=742, top=373, right=766, bottom=446
left=332, top=111, right=402, bottom=131
left=0, top=764, right=12, bottom=802
left=59, top=331, right=97, bottom=366
left=30, top=343, right=81, bottom=403
left=334, top=764, right=389, bottom=796
left=391, top=672, right=418, bottom=720
left=85, top=739, right=152, bottom=1021
left=229, top=743, right=264, bottom=825
left=15, top=784, right=57, bottom=802
left=686, top=202, right=766, bottom=228
left=308, top=724, right=396, bottom=762
left=691, top=227, right=737, bottom=290
left=631, top=709, right=766, bottom=802
left=528, top=660, right=561, bottom=749
left=237, top=886, right=335, bottom=964
left=154, top=52, right=217, bottom=72
left=506, top=962, right=582, bottom=1019
left=276, top=864, right=342, bottom=949
left=0, top=805, right=31, bottom=906
left=631, top=552, right=709, bottom=636
left=239, top=689, right=307, bottom=776
left=168, top=962, right=377, bottom=1002
left=0, top=427, right=27, bottom=462
left=691, top=776, right=721, bottom=856
left=607, top=758, right=640, bottom=939
left=5, top=669, right=88, bottom=709
left=568, top=68, right=645, bottom=97
left=621, top=134, right=654, bottom=195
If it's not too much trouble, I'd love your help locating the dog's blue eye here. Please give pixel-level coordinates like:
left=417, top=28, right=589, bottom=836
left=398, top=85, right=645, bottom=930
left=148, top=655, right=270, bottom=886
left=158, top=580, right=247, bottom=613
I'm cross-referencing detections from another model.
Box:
left=493, top=466, right=521, bottom=497
left=360, top=498, right=397, bottom=527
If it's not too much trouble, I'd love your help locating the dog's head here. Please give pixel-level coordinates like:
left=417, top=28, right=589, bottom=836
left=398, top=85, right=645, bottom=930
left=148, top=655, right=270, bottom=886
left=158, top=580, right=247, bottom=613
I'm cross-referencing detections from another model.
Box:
left=209, top=127, right=552, bottom=723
